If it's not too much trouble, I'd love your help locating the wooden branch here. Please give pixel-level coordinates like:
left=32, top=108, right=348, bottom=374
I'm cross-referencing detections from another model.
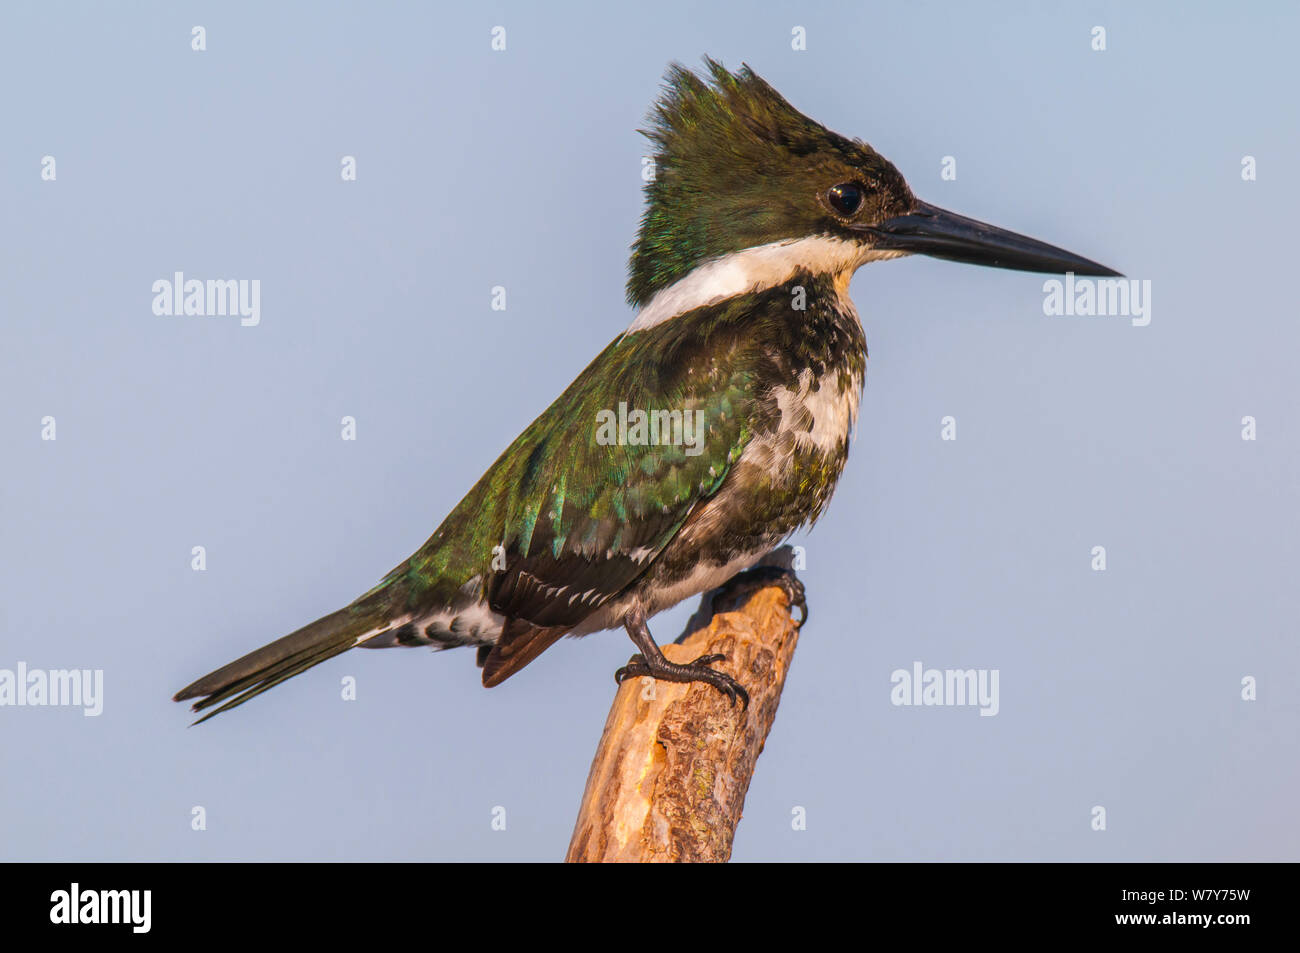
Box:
left=565, top=554, right=803, bottom=862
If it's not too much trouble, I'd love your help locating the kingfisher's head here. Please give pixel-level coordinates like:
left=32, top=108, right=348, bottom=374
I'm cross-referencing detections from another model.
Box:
left=627, top=59, right=1118, bottom=313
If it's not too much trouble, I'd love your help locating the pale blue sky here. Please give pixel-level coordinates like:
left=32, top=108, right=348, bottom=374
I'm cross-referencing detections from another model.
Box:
left=2, top=1, right=1297, bottom=861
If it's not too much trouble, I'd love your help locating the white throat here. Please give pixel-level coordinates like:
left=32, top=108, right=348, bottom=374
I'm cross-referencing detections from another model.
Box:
left=625, top=236, right=901, bottom=333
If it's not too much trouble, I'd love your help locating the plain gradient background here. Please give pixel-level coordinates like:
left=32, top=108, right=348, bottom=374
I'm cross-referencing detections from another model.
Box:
left=3, top=1, right=1297, bottom=861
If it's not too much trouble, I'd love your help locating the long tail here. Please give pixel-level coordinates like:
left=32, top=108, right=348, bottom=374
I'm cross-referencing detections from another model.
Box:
left=174, top=603, right=386, bottom=725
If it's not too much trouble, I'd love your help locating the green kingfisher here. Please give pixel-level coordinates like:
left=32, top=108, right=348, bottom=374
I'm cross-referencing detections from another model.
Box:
left=175, top=59, right=1118, bottom=722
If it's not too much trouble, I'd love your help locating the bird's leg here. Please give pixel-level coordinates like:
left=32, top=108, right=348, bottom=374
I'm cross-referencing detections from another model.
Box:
left=711, top=565, right=807, bottom=627
left=614, top=601, right=749, bottom=708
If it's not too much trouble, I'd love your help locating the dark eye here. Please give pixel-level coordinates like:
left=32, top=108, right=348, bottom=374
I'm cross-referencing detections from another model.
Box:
left=827, top=182, right=864, bottom=217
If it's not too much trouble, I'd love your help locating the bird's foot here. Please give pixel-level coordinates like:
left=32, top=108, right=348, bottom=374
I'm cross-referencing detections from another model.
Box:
left=711, top=565, right=807, bottom=627
left=615, top=652, right=749, bottom=708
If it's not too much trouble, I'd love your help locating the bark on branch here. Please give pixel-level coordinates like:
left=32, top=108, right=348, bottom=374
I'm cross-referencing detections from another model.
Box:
left=565, top=551, right=803, bottom=862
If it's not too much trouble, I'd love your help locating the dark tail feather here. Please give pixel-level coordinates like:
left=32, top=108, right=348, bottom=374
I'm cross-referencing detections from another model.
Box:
left=174, top=605, right=382, bottom=725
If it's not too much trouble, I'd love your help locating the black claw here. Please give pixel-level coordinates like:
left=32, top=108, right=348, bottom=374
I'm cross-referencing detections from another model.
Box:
left=682, top=653, right=749, bottom=708
left=612, top=651, right=749, bottom=710
left=614, top=654, right=647, bottom=684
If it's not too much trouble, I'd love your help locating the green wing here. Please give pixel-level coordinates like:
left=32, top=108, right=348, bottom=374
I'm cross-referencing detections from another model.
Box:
left=395, top=314, right=760, bottom=629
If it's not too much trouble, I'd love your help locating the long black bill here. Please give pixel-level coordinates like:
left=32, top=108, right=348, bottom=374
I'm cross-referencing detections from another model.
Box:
left=856, top=199, right=1121, bottom=277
